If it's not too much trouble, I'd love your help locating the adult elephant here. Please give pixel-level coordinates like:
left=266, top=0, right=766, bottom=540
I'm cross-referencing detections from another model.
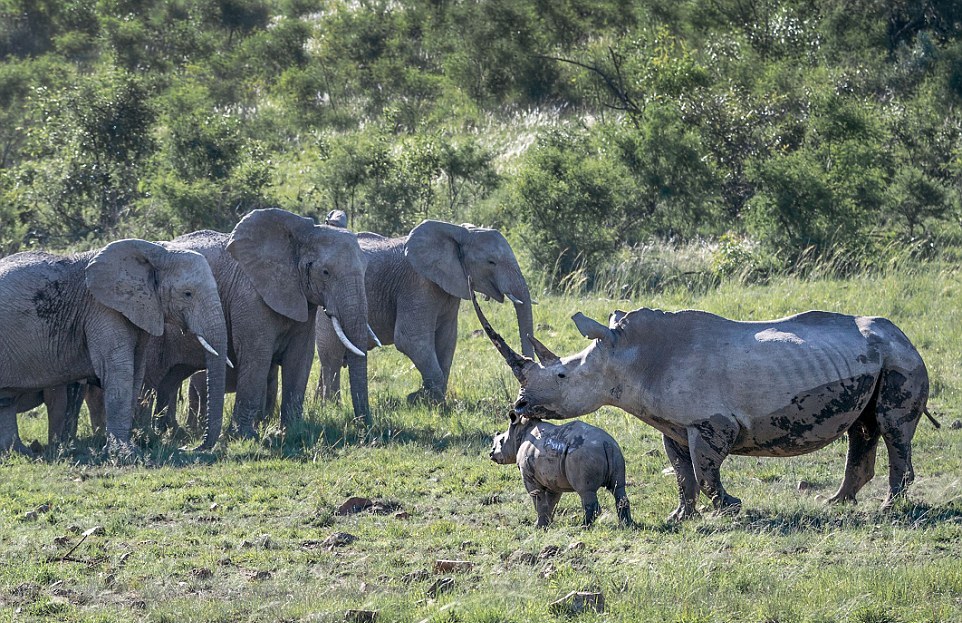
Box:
left=120, top=208, right=371, bottom=436
left=316, top=220, right=534, bottom=406
left=0, top=240, right=229, bottom=455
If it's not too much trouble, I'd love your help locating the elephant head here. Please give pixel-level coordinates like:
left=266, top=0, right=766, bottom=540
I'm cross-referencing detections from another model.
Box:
left=86, top=239, right=229, bottom=450
left=405, top=220, right=534, bottom=357
left=226, top=208, right=371, bottom=418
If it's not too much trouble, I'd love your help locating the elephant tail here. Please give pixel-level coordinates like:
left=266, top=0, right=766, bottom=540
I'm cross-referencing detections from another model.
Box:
left=923, top=406, right=941, bottom=429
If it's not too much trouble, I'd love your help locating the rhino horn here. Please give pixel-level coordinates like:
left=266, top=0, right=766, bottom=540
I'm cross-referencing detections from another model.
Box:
left=469, top=278, right=530, bottom=383
left=527, top=334, right=560, bottom=365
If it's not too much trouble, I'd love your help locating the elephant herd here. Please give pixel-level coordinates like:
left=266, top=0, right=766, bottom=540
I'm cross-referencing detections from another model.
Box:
left=0, top=208, right=534, bottom=457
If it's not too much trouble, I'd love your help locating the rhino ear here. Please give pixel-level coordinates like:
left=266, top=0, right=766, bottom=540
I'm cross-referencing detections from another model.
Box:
left=573, top=312, right=614, bottom=345
left=609, top=309, right=628, bottom=328
left=86, top=239, right=167, bottom=336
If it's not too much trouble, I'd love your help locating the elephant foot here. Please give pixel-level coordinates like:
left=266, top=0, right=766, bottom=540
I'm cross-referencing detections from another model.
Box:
left=103, top=436, right=140, bottom=464
left=228, top=424, right=259, bottom=441
left=406, top=388, right=445, bottom=406
left=666, top=503, right=699, bottom=523
left=1, top=437, right=37, bottom=458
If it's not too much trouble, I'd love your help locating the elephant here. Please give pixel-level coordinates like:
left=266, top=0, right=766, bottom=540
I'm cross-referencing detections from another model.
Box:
left=0, top=239, right=229, bottom=455
left=106, top=208, right=371, bottom=437
left=316, top=219, right=534, bottom=406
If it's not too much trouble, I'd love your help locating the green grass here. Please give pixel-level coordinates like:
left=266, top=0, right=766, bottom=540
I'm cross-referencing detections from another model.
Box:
left=3, top=260, right=962, bottom=622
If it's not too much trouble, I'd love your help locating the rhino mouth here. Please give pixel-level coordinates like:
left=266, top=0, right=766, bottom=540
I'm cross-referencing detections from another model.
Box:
left=514, top=400, right=560, bottom=420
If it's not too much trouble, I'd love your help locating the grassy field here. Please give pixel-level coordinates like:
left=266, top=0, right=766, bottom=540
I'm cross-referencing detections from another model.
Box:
left=2, top=261, right=962, bottom=622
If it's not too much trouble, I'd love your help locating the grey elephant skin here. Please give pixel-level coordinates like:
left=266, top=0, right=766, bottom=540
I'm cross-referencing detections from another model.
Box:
left=119, top=208, right=371, bottom=436
left=316, top=220, right=533, bottom=406
left=491, top=413, right=632, bottom=528
left=474, top=295, right=931, bottom=521
left=0, top=239, right=228, bottom=455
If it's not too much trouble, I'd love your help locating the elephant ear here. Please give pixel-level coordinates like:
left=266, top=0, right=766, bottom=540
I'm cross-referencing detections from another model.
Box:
left=404, top=220, right=470, bottom=299
left=227, top=208, right=316, bottom=322
left=86, top=239, right=167, bottom=336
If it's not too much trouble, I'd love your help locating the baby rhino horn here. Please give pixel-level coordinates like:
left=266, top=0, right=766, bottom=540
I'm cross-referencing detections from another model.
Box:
left=527, top=334, right=559, bottom=365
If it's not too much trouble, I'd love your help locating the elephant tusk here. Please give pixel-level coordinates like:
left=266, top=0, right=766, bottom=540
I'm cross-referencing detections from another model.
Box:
left=368, top=325, right=382, bottom=348
left=505, top=293, right=523, bottom=305
left=196, top=335, right=220, bottom=358
left=331, top=315, right=366, bottom=357
left=226, top=357, right=235, bottom=369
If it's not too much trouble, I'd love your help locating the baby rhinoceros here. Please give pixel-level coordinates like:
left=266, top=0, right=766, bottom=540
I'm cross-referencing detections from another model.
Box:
left=490, top=412, right=632, bottom=528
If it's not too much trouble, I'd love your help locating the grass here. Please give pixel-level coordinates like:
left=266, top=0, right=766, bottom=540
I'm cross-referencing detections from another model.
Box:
left=3, top=259, right=962, bottom=622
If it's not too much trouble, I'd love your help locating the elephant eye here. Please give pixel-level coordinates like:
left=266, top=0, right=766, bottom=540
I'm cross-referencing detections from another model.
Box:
left=184, top=291, right=193, bottom=298
left=557, top=373, right=566, bottom=379
left=322, top=269, right=330, bottom=276
left=488, top=260, right=496, bottom=266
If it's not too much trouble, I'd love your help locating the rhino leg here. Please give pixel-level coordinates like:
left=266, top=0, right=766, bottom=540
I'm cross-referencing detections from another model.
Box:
left=875, top=368, right=926, bottom=508
left=609, top=483, right=633, bottom=527
left=687, top=414, right=741, bottom=514
left=578, top=490, right=602, bottom=527
left=828, top=411, right=880, bottom=504
left=532, top=490, right=562, bottom=528
left=663, top=434, right=699, bottom=521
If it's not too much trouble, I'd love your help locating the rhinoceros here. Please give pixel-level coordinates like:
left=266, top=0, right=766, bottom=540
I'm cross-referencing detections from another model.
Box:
left=490, top=413, right=633, bottom=528
left=472, top=292, right=933, bottom=521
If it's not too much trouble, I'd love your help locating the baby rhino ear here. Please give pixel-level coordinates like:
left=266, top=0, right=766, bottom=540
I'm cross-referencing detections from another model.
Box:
left=507, top=411, right=519, bottom=425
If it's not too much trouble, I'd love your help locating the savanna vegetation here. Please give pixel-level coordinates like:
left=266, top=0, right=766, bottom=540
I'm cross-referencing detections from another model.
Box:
left=0, top=0, right=960, bottom=283
left=2, top=0, right=962, bottom=621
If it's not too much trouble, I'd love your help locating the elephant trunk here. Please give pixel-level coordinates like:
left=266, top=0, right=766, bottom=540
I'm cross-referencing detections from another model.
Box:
left=498, top=270, right=535, bottom=359
left=330, top=275, right=371, bottom=424
left=188, top=294, right=228, bottom=451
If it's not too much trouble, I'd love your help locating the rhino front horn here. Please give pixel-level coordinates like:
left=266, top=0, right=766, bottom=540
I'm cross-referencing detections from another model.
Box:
left=469, top=278, right=530, bottom=383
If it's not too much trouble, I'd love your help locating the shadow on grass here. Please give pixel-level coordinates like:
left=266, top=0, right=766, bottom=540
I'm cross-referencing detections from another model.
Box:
left=25, top=395, right=501, bottom=468
left=674, top=499, right=962, bottom=536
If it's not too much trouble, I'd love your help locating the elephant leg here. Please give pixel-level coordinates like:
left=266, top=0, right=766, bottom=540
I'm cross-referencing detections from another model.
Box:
left=663, top=434, right=699, bottom=521
left=828, top=411, right=880, bottom=504
left=315, top=313, right=345, bottom=402
left=395, top=322, right=446, bottom=404
left=85, top=385, right=106, bottom=437
left=186, top=371, right=204, bottom=432
left=577, top=489, right=602, bottom=527
left=62, top=383, right=87, bottom=442
left=43, top=386, right=69, bottom=446
left=279, top=328, right=314, bottom=429
left=231, top=354, right=273, bottom=439
left=0, top=401, right=32, bottom=456
left=263, top=363, right=279, bottom=426
left=90, top=348, right=138, bottom=452
left=686, top=414, right=741, bottom=514
left=153, top=374, right=183, bottom=434
left=434, top=309, right=459, bottom=393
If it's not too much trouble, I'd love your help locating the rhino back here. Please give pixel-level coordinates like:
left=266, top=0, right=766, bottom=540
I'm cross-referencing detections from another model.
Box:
left=613, top=309, right=889, bottom=455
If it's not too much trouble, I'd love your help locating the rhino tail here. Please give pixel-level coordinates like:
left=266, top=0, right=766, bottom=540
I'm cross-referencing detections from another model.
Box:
left=603, top=440, right=626, bottom=492
left=923, top=406, right=941, bottom=429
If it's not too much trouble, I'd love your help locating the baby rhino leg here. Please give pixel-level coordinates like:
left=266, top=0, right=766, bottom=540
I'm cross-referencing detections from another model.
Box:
left=577, top=489, right=602, bottom=527
left=532, top=491, right=562, bottom=528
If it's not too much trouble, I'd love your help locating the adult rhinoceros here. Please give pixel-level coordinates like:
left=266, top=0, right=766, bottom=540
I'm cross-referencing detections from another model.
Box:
left=472, top=292, right=932, bottom=521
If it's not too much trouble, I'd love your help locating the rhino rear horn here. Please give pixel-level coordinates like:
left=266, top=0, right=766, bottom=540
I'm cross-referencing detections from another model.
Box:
left=527, top=334, right=560, bottom=365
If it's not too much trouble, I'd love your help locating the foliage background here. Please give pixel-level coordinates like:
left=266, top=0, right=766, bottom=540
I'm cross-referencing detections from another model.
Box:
left=1, top=0, right=960, bottom=284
